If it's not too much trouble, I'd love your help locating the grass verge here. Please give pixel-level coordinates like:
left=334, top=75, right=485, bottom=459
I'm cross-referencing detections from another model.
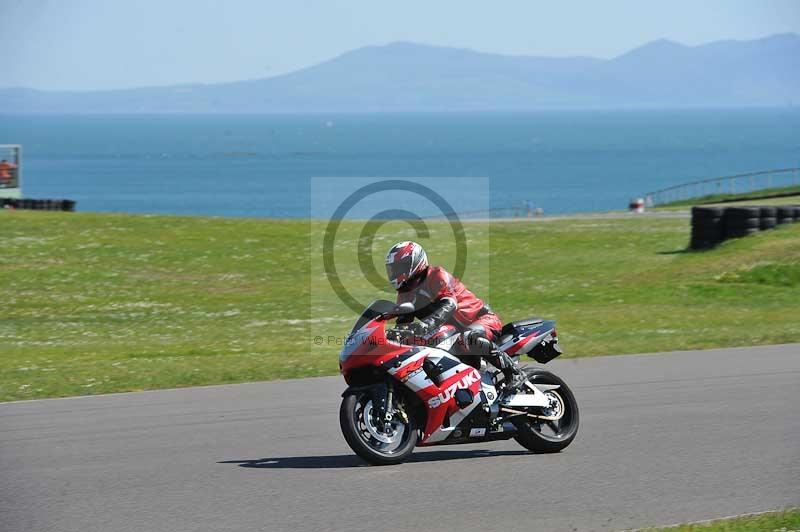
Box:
left=644, top=508, right=800, bottom=531
left=2, top=210, right=799, bottom=401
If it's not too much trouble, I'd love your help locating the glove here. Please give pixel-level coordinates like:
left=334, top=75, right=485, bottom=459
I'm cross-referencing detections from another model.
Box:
left=387, top=326, right=416, bottom=343
left=408, top=321, right=430, bottom=337
left=386, top=329, right=403, bottom=343
left=418, top=298, right=456, bottom=332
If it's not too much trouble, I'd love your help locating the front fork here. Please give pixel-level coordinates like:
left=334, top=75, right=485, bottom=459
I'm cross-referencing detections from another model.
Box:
left=343, top=380, right=406, bottom=429
left=370, top=381, right=390, bottom=423
left=377, top=380, right=411, bottom=425
left=356, top=379, right=408, bottom=428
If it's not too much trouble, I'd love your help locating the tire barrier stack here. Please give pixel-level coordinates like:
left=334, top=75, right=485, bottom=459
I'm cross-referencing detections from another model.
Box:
left=777, top=206, right=796, bottom=225
left=690, top=207, right=724, bottom=249
left=725, top=207, right=760, bottom=239
left=0, top=198, right=76, bottom=212
left=691, top=204, right=800, bottom=250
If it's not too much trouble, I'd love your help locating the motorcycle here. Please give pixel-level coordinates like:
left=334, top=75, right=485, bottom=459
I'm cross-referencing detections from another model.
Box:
left=338, top=300, right=579, bottom=465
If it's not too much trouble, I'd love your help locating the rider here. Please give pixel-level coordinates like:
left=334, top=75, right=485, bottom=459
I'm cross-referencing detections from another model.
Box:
left=385, top=241, right=526, bottom=390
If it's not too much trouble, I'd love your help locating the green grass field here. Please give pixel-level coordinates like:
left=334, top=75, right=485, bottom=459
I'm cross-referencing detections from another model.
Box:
left=2, top=210, right=799, bottom=401
left=647, top=509, right=800, bottom=531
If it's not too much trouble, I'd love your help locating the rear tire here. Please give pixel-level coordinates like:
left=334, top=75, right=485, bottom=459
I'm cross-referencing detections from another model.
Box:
left=513, top=370, right=579, bottom=453
left=340, top=392, right=418, bottom=465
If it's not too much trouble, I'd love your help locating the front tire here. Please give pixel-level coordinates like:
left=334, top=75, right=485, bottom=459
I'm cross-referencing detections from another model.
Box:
left=513, top=369, right=579, bottom=453
left=340, top=392, right=418, bottom=465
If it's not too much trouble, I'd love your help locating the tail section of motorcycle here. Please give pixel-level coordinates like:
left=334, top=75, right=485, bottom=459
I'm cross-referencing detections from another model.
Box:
left=497, top=318, right=562, bottom=363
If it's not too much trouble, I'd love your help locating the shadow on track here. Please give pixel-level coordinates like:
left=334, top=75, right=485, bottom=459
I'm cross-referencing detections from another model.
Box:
left=219, top=449, right=530, bottom=469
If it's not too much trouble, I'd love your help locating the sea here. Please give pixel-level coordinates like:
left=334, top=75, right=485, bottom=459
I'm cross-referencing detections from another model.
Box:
left=1, top=109, right=798, bottom=217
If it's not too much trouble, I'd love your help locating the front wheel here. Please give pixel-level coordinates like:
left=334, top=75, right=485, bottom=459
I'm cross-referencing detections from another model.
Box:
left=340, top=392, right=418, bottom=465
left=512, top=369, right=579, bottom=453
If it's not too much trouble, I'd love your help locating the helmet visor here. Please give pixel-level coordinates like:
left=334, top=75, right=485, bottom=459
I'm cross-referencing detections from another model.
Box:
left=386, top=255, right=413, bottom=286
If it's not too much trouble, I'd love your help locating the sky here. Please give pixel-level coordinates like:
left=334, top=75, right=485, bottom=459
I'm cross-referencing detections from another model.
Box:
left=2, top=0, right=799, bottom=91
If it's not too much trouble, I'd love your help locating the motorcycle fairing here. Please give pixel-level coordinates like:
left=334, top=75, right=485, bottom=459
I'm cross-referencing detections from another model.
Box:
left=498, top=320, right=557, bottom=357
left=339, top=317, right=417, bottom=378
left=382, top=348, right=488, bottom=444
left=339, top=301, right=501, bottom=446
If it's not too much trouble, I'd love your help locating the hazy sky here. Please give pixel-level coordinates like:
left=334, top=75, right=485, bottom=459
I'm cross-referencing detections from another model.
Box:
left=2, top=0, right=799, bottom=91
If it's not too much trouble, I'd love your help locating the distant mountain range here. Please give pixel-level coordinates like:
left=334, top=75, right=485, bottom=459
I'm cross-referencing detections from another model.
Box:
left=2, top=33, right=799, bottom=113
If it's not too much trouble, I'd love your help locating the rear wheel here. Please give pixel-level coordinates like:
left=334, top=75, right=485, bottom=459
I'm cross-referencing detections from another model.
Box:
left=340, top=392, right=418, bottom=465
left=512, top=369, right=579, bottom=453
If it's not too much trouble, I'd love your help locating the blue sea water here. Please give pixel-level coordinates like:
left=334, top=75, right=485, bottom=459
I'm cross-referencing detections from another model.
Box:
left=1, top=109, right=798, bottom=217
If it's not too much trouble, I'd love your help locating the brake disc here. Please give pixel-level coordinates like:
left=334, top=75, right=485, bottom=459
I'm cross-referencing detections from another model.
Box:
left=362, top=401, right=403, bottom=444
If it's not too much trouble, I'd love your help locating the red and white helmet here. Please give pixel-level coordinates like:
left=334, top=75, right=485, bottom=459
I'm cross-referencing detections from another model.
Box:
left=385, top=241, right=428, bottom=290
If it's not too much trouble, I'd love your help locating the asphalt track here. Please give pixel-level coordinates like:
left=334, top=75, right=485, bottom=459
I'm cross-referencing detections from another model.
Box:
left=2, top=344, right=798, bottom=532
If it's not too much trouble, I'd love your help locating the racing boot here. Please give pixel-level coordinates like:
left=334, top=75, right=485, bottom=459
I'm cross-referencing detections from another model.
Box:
left=464, top=330, right=527, bottom=391
left=489, top=351, right=527, bottom=392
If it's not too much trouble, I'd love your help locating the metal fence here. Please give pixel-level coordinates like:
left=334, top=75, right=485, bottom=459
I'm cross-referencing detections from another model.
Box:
left=421, top=202, right=546, bottom=220
left=644, top=168, right=800, bottom=206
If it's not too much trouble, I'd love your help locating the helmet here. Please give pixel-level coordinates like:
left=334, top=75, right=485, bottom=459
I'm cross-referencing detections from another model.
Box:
left=385, top=241, right=428, bottom=291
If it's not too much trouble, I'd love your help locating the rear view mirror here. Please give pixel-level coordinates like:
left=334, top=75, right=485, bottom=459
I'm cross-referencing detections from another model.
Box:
left=395, top=302, right=415, bottom=315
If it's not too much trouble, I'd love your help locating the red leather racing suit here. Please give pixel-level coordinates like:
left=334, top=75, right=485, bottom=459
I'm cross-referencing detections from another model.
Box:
left=396, top=266, right=502, bottom=341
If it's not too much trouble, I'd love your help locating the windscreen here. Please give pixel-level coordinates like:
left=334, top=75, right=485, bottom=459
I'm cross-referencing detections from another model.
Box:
left=349, top=300, right=397, bottom=335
